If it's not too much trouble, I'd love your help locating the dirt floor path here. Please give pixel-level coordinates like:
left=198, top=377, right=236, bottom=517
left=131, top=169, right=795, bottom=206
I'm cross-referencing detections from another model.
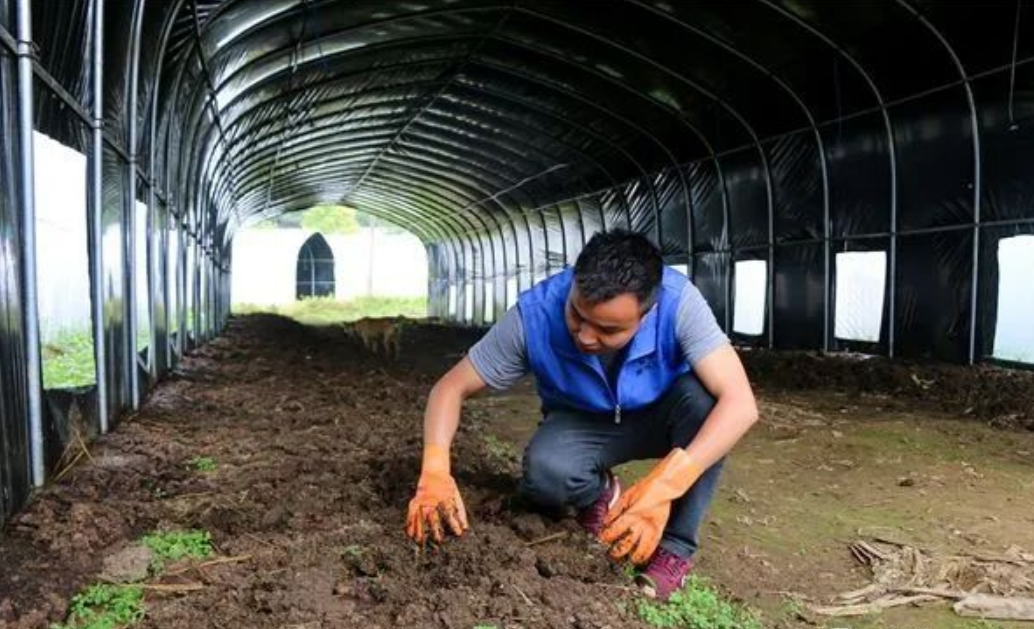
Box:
left=1, top=315, right=1033, bottom=629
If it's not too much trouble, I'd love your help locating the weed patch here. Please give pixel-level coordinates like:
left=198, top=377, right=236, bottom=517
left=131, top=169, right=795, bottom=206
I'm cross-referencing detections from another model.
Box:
left=51, top=584, right=144, bottom=629
left=187, top=456, right=217, bottom=472
left=636, top=575, right=761, bottom=629
left=141, top=530, right=213, bottom=571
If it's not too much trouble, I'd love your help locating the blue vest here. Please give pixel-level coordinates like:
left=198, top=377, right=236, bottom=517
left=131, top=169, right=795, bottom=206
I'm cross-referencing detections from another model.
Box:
left=518, top=267, right=690, bottom=417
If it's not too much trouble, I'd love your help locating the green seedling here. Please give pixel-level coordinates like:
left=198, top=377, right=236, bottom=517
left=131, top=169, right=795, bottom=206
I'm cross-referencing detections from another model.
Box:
left=341, top=544, right=364, bottom=558
left=482, top=434, right=517, bottom=463
left=141, top=529, right=213, bottom=572
left=187, top=456, right=217, bottom=472
left=636, top=574, right=762, bottom=629
left=51, top=584, right=144, bottom=629
left=621, top=562, right=638, bottom=581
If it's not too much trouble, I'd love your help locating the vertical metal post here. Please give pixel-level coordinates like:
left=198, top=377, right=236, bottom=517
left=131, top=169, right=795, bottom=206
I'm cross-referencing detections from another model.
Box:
left=124, top=0, right=146, bottom=408
left=14, top=0, right=43, bottom=487
left=88, top=0, right=109, bottom=432
left=761, top=146, right=776, bottom=350
left=887, top=123, right=899, bottom=359
left=146, top=194, right=156, bottom=382
left=178, top=222, right=186, bottom=353
left=194, top=234, right=201, bottom=341
left=717, top=161, right=733, bottom=335
left=896, top=2, right=981, bottom=363
left=681, top=168, right=695, bottom=278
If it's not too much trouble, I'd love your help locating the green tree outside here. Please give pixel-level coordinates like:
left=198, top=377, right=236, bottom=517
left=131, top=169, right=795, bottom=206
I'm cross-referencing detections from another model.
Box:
left=300, top=205, right=360, bottom=234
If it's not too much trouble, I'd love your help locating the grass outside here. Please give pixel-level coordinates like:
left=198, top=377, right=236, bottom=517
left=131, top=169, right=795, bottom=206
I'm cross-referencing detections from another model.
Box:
left=41, top=330, right=95, bottom=389
left=232, top=296, right=427, bottom=326
left=41, top=328, right=154, bottom=390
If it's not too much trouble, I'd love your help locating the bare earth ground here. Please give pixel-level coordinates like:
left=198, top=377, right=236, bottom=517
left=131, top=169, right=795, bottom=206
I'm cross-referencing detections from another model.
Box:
left=1, top=315, right=1033, bottom=629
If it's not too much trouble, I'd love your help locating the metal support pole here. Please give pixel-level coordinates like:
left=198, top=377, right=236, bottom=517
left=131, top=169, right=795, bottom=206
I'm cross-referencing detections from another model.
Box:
left=896, top=2, right=982, bottom=364
left=124, top=0, right=146, bottom=408
left=146, top=192, right=157, bottom=382
left=178, top=223, right=186, bottom=353
left=888, top=133, right=899, bottom=359
left=718, top=163, right=733, bottom=335
left=88, top=0, right=109, bottom=432
left=15, top=0, right=44, bottom=487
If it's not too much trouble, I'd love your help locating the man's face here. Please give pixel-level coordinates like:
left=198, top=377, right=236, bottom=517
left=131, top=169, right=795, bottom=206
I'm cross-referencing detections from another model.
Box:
left=565, top=286, right=645, bottom=354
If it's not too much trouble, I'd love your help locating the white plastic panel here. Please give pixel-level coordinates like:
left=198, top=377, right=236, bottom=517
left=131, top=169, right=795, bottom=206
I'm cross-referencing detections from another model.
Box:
left=733, top=260, right=766, bottom=336
left=834, top=251, right=887, bottom=343
left=993, top=236, right=1034, bottom=363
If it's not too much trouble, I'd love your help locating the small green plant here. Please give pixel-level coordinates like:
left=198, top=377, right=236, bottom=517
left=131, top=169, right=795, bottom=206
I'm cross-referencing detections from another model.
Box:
left=51, top=584, right=144, bottom=629
left=472, top=625, right=499, bottom=629
left=141, top=529, right=213, bottom=571
left=779, top=596, right=806, bottom=621
left=187, top=456, right=217, bottom=472
left=636, top=575, right=761, bottom=629
left=341, top=544, right=364, bottom=558
left=482, top=434, right=516, bottom=464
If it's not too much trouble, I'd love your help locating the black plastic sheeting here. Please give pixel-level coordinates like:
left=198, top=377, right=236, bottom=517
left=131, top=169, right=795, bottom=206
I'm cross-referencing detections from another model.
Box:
left=2, top=0, right=1034, bottom=528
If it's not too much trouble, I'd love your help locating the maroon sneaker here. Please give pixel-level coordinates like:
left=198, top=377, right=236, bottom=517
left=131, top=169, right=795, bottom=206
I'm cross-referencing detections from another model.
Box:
left=636, top=548, right=694, bottom=601
left=576, top=471, right=621, bottom=536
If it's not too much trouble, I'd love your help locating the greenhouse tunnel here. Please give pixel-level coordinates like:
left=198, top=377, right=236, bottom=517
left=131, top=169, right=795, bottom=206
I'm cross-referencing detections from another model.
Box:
left=1, top=0, right=1034, bottom=531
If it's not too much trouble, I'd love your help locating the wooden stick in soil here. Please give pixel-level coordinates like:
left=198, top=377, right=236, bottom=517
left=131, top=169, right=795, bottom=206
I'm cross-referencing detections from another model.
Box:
left=524, top=532, right=566, bottom=547
left=810, top=594, right=941, bottom=616
left=164, top=554, right=253, bottom=577
left=512, top=584, right=534, bottom=606
left=76, top=431, right=94, bottom=462
left=53, top=450, right=85, bottom=482
left=139, top=583, right=205, bottom=593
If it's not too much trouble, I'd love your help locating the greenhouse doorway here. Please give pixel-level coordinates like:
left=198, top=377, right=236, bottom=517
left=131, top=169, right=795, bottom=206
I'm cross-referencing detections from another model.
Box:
left=296, top=234, right=336, bottom=299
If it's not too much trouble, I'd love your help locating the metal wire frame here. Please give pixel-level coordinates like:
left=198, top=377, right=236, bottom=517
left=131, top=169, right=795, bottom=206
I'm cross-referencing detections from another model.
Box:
left=760, top=0, right=900, bottom=358
left=895, top=0, right=983, bottom=366
left=173, top=0, right=1021, bottom=357
left=168, top=2, right=751, bottom=315
left=2, top=0, right=1029, bottom=497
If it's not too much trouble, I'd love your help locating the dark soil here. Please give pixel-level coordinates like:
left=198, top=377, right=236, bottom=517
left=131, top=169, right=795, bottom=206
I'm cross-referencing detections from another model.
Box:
left=2, top=315, right=1033, bottom=629
left=741, top=350, right=1034, bottom=430
left=0, top=315, right=644, bottom=629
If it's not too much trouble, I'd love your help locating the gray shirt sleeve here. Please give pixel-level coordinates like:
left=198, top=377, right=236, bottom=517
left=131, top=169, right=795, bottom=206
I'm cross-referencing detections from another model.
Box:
left=467, top=306, right=529, bottom=389
left=676, top=282, right=730, bottom=366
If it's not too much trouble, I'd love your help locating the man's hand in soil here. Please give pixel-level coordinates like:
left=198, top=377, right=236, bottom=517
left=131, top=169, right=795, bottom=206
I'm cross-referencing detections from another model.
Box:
left=599, top=448, right=703, bottom=564
left=406, top=444, right=469, bottom=544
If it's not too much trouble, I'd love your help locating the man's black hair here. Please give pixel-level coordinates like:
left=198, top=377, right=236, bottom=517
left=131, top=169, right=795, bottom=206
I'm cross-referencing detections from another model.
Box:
left=573, top=229, right=663, bottom=309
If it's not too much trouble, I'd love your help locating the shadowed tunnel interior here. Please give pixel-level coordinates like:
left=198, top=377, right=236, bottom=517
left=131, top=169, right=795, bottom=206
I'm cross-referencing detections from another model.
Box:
left=2, top=0, right=1034, bottom=525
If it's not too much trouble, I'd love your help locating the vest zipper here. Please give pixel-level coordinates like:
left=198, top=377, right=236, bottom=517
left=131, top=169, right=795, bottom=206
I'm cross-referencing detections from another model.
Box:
left=614, top=404, right=622, bottom=424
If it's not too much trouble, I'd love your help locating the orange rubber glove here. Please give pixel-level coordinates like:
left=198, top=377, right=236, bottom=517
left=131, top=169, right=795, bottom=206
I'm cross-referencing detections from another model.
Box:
left=405, top=444, right=469, bottom=544
left=599, top=448, right=703, bottom=564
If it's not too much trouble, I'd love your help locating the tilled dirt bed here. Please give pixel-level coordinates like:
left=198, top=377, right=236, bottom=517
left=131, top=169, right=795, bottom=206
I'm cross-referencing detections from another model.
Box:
left=0, top=316, right=647, bottom=629
left=4, top=315, right=1034, bottom=629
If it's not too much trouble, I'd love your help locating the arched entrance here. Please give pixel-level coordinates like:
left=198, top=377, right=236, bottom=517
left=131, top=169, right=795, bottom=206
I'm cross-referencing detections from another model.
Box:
left=296, top=234, right=335, bottom=299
